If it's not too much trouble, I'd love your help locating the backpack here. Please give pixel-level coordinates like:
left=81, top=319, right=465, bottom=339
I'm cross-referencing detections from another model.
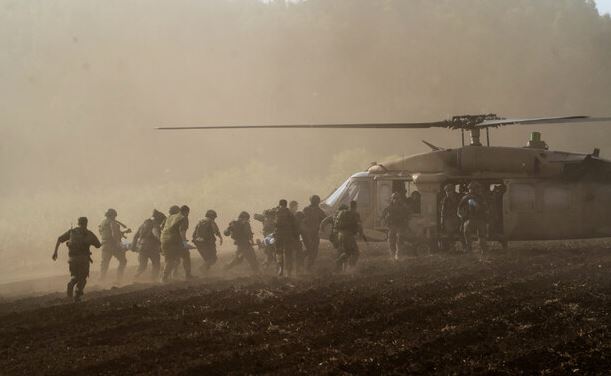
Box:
left=68, top=228, right=89, bottom=252
left=334, top=210, right=356, bottom=232
left=194, top=219, right=215, bottom=244
left=225, top=221, right=242, bottom=241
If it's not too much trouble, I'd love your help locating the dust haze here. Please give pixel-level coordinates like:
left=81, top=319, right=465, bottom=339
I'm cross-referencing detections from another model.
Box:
left=1, top=0, right=610, bottom=282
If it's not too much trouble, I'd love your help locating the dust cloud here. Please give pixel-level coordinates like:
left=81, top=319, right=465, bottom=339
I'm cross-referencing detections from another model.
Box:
left=1, top=0, right=610, bottom=282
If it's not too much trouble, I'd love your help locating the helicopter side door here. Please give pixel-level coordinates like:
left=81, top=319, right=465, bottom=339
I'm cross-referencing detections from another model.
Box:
left=504, top=180, right=580, bottom=240
left=373, top=178, right=412, bottom=230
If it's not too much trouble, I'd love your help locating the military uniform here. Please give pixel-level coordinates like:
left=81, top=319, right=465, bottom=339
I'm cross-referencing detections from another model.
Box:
left=56, top=226, right=101, bottom=301
left=458, top=190, right=489, bottom=253
left=292, top=210, right=306, bottom=273
left=301, top=204, right=327, bottom=270
left=99, top=217, right=127, bottom=281
left=334, top=207, right=365, bottom=271
left=274, top=206, right=298, bottom=277
left=381, top=198, right=411, bottom=260
left=160, top=212, right=189, bottom=281
left=132, top=214, right=164, bottom=280
left=224, top=216, right=259, bottom=274
left=192, top=216, right=221, bottom=272
left=440, top=190, right=464, bottom=251
left=254, top=208, right=277, bottom=268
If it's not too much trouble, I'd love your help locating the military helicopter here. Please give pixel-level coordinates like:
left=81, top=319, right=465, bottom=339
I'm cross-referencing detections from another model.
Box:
left=159, top=114, right=611, bottom=251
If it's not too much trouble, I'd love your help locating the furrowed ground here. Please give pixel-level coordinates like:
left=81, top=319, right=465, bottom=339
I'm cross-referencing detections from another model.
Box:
left=0, top=244, right=609, bottom=375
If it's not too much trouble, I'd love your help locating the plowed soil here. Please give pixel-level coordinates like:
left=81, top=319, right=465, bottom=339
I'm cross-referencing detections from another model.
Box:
left=0, top=244, right=609, bottom=375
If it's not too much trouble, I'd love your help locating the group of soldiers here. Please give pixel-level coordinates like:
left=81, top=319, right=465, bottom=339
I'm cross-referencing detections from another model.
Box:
left=52, top=181, right=504, bottom=302
left=441, top=181, right=506, bottom=253
left=381, top=181, right=505, bottom=259
left=52, top=194, right=367, bottom=302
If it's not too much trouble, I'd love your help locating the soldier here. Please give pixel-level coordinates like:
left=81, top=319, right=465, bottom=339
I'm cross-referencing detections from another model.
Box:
left=254, top=207, right=277, bottom=268
left=99, top=208, right=131, bottom=283
left=301, top=195, right=327, bottom=271
left=289, top=200, right=306, bottom=274
left=440, top=184, right=465, bottom=252
left=161, top=205, right=192, bottom=282
left=224, top=211, right=259, bottom=274
left=274, top=199, right=299, bottom=277
left=381, top=192, right=411, bottom=261
left=458, top=182, right=489, bottom=253
left=177, top=205, right=193, bottom=279
left=406, top=191, right=422, bottom=214
left=52, top=217, right=101, bottom=302
left=132, top=209, right=166, bottom=281
left=334, top=200, right=368, bottom=272
left=192, top=209, right=223, bottom=274
left=321, top=204, right=348, bottom=255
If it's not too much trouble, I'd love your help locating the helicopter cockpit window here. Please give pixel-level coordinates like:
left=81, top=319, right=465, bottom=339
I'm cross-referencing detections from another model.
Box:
left=340, top=180, right=370, bottom=208
left=354, top=181, right=370, bottom=208
left=510, top=184, right=536, bottom=211
left=323, top=179, right=350, bottom=208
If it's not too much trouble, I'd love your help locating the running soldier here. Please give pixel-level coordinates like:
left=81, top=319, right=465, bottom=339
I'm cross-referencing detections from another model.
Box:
left=99, top=208, right=131, bottom=283
left=224, top=212, right=259, bottom=274
left=53, top=217, right=101, bottom=302
left=254, top=207, right=277, bottom=268
left=301, top=195, right=327, bottom=271
left=192, top=209, right=223, bottom=274
left=161, top=205, right=192, bottom=282
left=289, top=200, right=306, bottom=274
left=132, top=209, right=166, bottom=281
left=274, top=199, right=299, bottom=277
left=458, top=182, right=489, bottom=253
left=334, top=200, right=367, bottom=272
left=381, top=192, right=411, bottom=261
left=440, top=184, right=465, bottom=252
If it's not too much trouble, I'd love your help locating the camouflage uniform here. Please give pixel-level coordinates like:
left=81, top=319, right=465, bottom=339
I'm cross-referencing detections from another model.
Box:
left=458, top=184, right=489, bottom=253
left=99, top=213, right=127, bottom=281
left=301, top=197, right=327, bottom=271
left=132, top=210, right=165, bottom=280
left=224, top=213, right=259, bottom=274
left=160, top=210, right=190, bottom=281
left=192, top=211, right=222, bottom=273
left=381, top=194, right=411, bottom=260
left=334, top=203, right=366, bottom=272
left=292, top=209, right=306, bottom=273
left=54, top=220, right=101, bottom=301
left=254, top=208, right=277, bottom=268
left=440, top=186, right=465, bottom=252
left=274, top=203, right=299, bottom=277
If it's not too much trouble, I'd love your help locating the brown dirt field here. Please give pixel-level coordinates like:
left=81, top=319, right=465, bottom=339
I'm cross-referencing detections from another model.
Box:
left=0, top=244, right=609, bottom=375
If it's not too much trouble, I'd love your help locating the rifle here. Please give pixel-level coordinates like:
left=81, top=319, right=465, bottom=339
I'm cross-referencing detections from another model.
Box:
left=114, top=219, right=132, bottom=238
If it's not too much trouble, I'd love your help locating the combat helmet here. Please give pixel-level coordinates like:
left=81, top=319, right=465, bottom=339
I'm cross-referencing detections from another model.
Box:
left=239, top=211, right=250, bottom=220
left=205, top=209, right=217, bottom=219
left=152, top=209, right=166, bottom=221
left=169, top=205, right=180, bottom=215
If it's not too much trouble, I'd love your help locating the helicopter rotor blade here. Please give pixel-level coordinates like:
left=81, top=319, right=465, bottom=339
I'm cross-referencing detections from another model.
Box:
left=156, top=121, right=450, bottom=130
left=476, top=116, right=611, bottom=128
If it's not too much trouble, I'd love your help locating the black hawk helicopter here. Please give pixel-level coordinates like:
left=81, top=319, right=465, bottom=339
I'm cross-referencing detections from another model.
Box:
left=159, top=114, right=611, bottom=251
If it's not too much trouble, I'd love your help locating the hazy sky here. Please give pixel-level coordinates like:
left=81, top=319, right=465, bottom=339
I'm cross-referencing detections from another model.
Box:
left=598, top=0, right=611, bottom=14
